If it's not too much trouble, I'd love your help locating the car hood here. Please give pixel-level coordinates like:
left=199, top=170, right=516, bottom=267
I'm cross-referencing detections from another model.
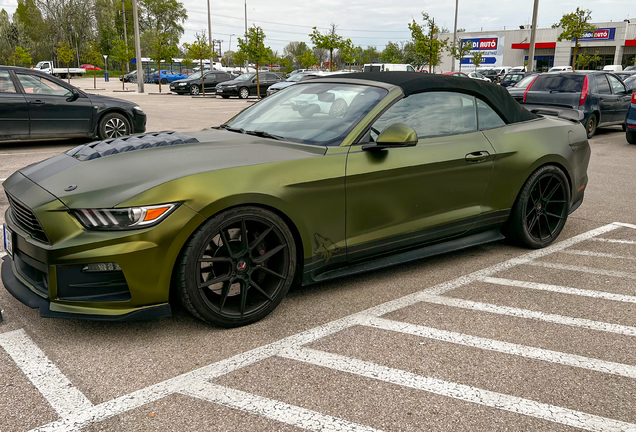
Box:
left=85, top=93, right=136, bottom=108
left=269, top=81, right=296, bottom=90
left=10, top=130, right=326, bottom=209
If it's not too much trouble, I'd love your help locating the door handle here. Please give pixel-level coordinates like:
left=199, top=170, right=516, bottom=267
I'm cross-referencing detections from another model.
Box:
left=30, top=100, right=45, bottom=105
left=465, top=151, right=490, bottom=163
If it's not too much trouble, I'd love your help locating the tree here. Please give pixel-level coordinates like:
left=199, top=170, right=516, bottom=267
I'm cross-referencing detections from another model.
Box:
left=183, top=32, right=212, bottom=95
left=299, top=50, right=317, bottom=69
left=408, top=12, right=448, bottom=73
left=360, top=46, right=380, bottom=64
left=233, top=48, right=248, bottom=72
left=84, top=40, right=103, bottom=89
left=576, top=50, right=601, bottom=70
left=112, top=39, right=133, bottom=90
left=9, top=46, right=31, bottom=67
left=309, top=24, right=343, bottom=71
left=380, top=41, right=404, bottom=64
left=283, top=41, right=310, bottom=67
left=553, top=8, right=595, bottom=70
left=448, top=39, right=472, bottom=72
left=339, top=38, right=357, bottom=71
left=56, top=41, right=75, bottom=83
left=237, top=25, right=269, bottom=98
left=470, top=50, right=483, bottom=68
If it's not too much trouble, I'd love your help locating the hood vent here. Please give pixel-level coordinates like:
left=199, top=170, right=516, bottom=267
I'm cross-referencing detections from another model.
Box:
left=69, top=132, right=199, bottom=162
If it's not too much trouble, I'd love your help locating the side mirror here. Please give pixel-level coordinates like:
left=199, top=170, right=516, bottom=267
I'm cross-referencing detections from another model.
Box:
left=362, top=123, right=418, bottom=152
left=67, top=88, right=80, bottom=102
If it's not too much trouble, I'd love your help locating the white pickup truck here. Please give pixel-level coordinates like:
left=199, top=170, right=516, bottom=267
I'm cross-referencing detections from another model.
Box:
left=33, top=61, right=85, bottom=78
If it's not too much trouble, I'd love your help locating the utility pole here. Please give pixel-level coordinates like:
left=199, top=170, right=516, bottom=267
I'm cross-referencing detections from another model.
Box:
left=429, top=18, right=434, bottom=73
left=132, top=0, right=144, bottom=93
left=528, top=0, right=539, bottom=72
left=122, top=0, right=129, bottom=72
left=207, top=0, right=213, bottom=69
left=244, top=0, right=248, bottom=71
left=451, top=0, right=459, bottom=71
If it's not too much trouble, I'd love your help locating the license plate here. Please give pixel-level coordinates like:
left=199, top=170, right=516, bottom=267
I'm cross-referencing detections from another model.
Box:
left=217, top=89, right=223, bottom=93
left=295, top=100, right=308, bottom=106
left=3, top=225, right=13, bottom=258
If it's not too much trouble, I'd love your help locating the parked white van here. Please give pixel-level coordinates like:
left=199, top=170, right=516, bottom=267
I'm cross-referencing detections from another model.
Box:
left=363, top=63, right=416, bottom=72
left=603, top=65, right=623, bottom=72
left=548, top=66, right=573, bottom=73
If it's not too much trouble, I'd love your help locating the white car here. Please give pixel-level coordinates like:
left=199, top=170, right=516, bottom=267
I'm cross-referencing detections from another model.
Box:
left=467, top=71, right=491, bottom=82
left=289, top=87, right=360, bottom=118
left=548, top=66, right=573, bottom=73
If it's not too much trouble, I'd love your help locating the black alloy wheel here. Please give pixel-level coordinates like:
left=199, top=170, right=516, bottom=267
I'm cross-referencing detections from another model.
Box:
left=161, top=78, right=168, bottom=85
left=585, top=114, right=597, bottom=139
left=178, top=207, right=296, bottom=327
left=190, top=85, right=200, bottom=95
left=239, top=87, right=250, bottom=99
left=506, top=165, right=570, bottom=249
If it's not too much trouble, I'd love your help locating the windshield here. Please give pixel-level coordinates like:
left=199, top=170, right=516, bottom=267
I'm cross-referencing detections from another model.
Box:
left=286, top=74, right=305, bottom=82
left=235, top=73, right=254, bottom=81
left=513, top=75, right=537, bottom=89
left=189, top=72, right=203, bottom=80
left=225, top=83, right=388, bottom=146
left=624, top=76, right=636, bottom=90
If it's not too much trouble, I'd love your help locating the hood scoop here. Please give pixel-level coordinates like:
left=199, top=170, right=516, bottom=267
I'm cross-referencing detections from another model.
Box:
left=68, top=132, right=199, bottom=162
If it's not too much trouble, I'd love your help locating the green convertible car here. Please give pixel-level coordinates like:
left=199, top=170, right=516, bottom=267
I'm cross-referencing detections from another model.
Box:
left=2, top=72, right=590, bottom=327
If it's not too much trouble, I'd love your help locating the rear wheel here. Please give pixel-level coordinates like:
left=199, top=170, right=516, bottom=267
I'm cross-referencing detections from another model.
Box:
left=627, top=131, right=636, bottom=145
left=178, top=207, right=296, bottom=327
left=190, top=85, right=200, bottom=95
left=506, top=165, right=570, bottom=249
left=585, top=114, right=597, bottom=139
left=161, top=78, right=168, bottom=84
left=239, top=87, right=250, bottom=99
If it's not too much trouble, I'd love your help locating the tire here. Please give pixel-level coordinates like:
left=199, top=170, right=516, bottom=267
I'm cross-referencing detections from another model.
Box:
left=221, top=95, right=230, bottom=99
left=627, top=131, right=636, bottom=145
left=239, top=87, right=250, bottom=99
left=585, top=114, right=597, bottom=139
left=622, top=123, right=627, bottom=132
left=161, top=78, right=168, bottom=85
left=98, top=112, right=131, bottom=139
left=177, top=206, right=297, bottom=327
left=190, top=85, right=200, bottom=95
left=505, top=165, right=571, bottom=249
left=329, top=98, right=348, bottom=118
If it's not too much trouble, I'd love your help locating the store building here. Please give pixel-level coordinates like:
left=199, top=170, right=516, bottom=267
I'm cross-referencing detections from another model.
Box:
left=437, top=19, right=636, bottom=72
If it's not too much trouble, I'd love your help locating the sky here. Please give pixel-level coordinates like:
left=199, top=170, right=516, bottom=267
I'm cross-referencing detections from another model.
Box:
left=0, top=0, right=633, bottom=54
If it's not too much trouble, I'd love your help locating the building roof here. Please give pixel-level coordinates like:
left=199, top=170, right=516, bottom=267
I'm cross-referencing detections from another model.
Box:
left=331, top=71, right=537, bottom=124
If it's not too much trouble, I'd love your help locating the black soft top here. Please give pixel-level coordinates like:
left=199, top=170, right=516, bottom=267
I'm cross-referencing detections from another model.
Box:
left=333, top=71, right=538, bottom=124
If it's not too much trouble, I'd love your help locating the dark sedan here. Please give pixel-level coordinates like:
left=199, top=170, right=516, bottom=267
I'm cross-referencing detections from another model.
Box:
left=170, top=70, right=232, bottom=95
left=523, top=71, right=632, bottom=138
left=0, top=66, right=146, bottom=141
left=215, top=72, right=284, bottom=99
left=506, top=73, right=540, bottom=102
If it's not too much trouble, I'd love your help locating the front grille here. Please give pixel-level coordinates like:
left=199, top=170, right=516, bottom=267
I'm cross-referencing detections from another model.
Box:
left=6, top=193, right=49, bottom=243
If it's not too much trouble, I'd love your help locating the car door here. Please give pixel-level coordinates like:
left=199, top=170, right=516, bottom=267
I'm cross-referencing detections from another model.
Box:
left=0, top=70, right=30, bottom=140
left=345, top=91, right=496, bottom=262
left=595, top=74, right=617, bottom=124
left=203, top=73, right=217, bottom=92
left=607, top=74, right=632, bottom=123
left=16, top=73, right=93, bottom=138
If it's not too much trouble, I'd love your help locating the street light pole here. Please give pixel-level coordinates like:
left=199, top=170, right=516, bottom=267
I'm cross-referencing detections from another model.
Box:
left=528, top=0, right=539, bottom=72
left=451, top=0, right=459, bottom=72
left=132, top=0, right=144, bottom=93
left=207, top=0, right=214, bottom=70
left=122, top=0, right=129, bottom=72
left=228, top=34, right=235, bottom=66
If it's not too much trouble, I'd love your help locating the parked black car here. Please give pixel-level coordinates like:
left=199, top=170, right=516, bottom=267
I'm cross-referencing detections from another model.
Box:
left=500, top=72, right=536, bottom=87
left=523, top=71, right=632, bottom=138
left=506, top=73, right=540, bottom=102
left=170, top=70, right=232, bottom=95
left=616, top=71, right=636, bottom=82
left=215, top=72, right=284, bottom=99
left=0, top=66, right=146, bottom=141
left=479, top=69, right=499, bottom=82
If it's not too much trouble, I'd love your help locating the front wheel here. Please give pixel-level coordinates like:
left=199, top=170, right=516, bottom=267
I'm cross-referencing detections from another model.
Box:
left=585, top=114, right=597, bottom=139
left=627, top=131, right=636, bottom=145
left=239, top=87, right=250, bottom=99
left=98, top=112, right=131, bottom=139
left=177, top=206, right=296, bottom=327
left=190, top=85, right=200, bottom=95
left=505, top=165, right=570, bottom=249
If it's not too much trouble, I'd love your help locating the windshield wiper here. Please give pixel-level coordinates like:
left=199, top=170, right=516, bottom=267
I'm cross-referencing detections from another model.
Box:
left=220, top=124, right=246, bottom=133
left=245, top=130, right=285, bottom=141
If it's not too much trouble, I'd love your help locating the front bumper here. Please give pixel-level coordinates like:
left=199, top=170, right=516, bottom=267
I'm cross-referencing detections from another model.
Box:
left=215, top=87, right=239, bottom=96
left=133, top=111, right=147, bottom=134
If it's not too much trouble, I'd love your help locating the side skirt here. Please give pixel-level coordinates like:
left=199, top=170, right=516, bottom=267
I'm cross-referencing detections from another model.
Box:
left=303, top=229, right=505, bottom=284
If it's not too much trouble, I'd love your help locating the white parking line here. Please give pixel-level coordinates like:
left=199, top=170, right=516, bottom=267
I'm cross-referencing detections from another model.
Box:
left=364, top=316, right=636, bottom=378
left=526, top=261, right=636, bottom=280
left=181, top=383, right=382, bottom=432
left=561, top=249, right=636, bottom=260
left=281, top=347, right=636, bottom=432
left=483, top=277, right=636, bottom=303
left=418, top=294, right=636, bottom=336
left=0, top=330, right=93, bottom=418
left=591, top=238, right=636, bottom=245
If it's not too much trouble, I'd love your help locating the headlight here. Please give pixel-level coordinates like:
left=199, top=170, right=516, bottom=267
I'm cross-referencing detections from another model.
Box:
left=73, top=204, right=178, bottom=231
left=225, top=85, right=237, bottom=89
left=179, top=82, right=187, bottom=86
left=132, top=106, right=144, bottom=114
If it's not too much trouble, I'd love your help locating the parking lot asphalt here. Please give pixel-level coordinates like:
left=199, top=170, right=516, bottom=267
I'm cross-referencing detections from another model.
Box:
left=1, top=83, right=636, bottom=431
